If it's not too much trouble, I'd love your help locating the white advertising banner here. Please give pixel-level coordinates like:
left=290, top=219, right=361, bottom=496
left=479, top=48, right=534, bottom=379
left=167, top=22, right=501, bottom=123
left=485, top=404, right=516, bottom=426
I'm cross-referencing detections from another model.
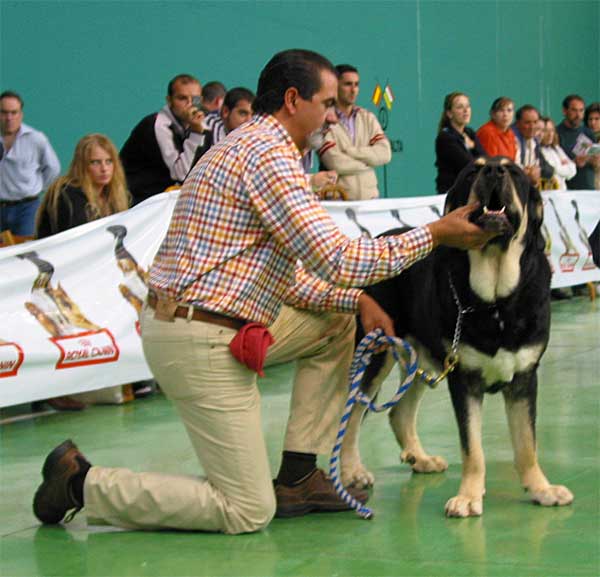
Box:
left=1, top=190, right=598, bottom=407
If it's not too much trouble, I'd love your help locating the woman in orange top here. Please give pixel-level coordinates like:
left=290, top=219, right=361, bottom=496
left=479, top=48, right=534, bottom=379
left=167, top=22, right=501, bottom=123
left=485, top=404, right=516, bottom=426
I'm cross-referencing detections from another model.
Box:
left=476, top=97, right=517, bottom=160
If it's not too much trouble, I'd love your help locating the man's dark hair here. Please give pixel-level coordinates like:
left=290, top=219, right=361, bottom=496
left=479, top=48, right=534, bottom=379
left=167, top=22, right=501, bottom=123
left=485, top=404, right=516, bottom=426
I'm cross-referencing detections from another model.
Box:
left=202, top=81, right=226, bottom=103
left=516, top=104, right=539, bottom=121
left=167, top=74, right=201, bottom=97
left=223, top=87, right=255, bottom=111
left=253, top=49, right=336, bottom=115
left=335, top=64, right=358, bottom=78
left=562, top=94, right=584, bottom=109
left=0, top=90, right=24, bottom=109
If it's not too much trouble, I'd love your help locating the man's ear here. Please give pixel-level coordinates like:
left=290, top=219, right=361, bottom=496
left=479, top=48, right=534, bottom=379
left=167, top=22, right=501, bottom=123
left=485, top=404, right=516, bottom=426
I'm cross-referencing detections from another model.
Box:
left=283, top=87, right=299, bottom=114
left=220, top=105, right=230, bottom=121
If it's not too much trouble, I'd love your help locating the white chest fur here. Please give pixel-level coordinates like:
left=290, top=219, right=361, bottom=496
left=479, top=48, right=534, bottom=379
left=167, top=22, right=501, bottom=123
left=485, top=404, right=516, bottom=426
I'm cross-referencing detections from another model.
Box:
left=468, top=211, right=528, bottom=302
left=458, top=342, right=544, bottom=387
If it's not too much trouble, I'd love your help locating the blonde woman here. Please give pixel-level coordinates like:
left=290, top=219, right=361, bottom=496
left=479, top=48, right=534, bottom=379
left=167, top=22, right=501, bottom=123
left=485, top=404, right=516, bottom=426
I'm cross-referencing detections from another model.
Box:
left=36, top=134, right=130, bottom=237
left=33, top=134, right=130, bottom=411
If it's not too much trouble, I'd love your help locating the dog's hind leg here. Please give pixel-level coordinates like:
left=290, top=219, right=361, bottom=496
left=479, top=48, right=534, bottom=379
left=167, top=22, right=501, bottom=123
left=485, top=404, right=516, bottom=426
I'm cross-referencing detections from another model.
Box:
left=503, top=374, right=573, bottom=507
left=388, top=377, right=449, bottom=474
left=445, top=382, right=486, bottom=517
left=340, top=351, right=394, bottom=488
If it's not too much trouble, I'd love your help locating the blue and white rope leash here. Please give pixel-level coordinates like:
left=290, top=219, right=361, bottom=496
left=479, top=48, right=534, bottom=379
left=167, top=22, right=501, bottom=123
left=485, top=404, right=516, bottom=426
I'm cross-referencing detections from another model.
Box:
left=328, top=328, right=418, bottom=520
left=329, top=276, right=471, bottom=519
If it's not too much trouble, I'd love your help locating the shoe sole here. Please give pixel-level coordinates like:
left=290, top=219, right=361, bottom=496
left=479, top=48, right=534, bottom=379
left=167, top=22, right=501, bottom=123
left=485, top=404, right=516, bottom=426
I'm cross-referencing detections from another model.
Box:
left=275, top=495, right=369, bottom=518
left=41, top=439, right=77, bottom=480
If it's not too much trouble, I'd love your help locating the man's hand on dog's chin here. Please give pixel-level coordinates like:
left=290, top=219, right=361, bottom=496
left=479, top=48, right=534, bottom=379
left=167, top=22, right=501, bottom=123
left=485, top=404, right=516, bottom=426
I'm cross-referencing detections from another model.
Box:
left=427, top=202, right=501, bottom=250
left=358, top=293, right=395, bottom=346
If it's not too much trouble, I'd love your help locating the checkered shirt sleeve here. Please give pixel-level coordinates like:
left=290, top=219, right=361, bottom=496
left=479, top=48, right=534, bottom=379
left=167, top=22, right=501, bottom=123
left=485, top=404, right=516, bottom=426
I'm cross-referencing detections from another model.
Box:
left=149, top=114, right=432, bottom=326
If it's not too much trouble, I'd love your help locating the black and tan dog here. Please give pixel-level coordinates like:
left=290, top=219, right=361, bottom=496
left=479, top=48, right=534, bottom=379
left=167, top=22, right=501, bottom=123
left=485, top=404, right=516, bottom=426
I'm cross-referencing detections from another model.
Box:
left=341, top=157, right=574, bottom=517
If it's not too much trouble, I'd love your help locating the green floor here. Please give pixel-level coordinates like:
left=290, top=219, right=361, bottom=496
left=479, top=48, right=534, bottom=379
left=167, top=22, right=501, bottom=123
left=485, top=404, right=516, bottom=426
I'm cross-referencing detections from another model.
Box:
left=1, top=297, right=599, bottom=577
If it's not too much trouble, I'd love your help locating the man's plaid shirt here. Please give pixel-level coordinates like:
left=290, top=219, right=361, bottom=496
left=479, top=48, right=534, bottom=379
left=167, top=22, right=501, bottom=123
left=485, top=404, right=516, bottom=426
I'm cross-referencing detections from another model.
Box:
left=148, top=114, right=432, bottom=326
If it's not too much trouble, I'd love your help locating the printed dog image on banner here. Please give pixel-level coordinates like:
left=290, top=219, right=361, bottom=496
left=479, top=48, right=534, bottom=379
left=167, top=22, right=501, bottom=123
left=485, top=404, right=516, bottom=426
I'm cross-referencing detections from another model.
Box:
left=340, top=157, right=574, bottom=517
left=107, top=225, right=148, bottom=334
left=18, top=251, right=119, bottom=369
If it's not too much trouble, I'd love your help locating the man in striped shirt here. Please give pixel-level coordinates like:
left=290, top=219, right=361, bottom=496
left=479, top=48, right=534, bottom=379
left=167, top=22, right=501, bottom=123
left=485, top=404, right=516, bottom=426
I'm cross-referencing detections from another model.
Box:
left=34, top=50, right=497, bottom=535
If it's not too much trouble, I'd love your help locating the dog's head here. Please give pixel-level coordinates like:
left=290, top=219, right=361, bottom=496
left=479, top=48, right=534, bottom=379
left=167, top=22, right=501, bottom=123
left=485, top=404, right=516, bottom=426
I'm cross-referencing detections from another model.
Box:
left=445, top=157, right=544, bottom=250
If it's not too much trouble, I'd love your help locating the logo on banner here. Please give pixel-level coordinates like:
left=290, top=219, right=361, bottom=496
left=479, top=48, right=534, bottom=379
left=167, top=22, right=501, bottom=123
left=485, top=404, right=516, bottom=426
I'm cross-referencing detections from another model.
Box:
left=17, top=251, right=121, bottom=369
left=51, top=329, right=120, bottom=369
left=570, top=199, right=597, bottom=271
left=0, top=341, right=24, bottom=378
left=546, top=197, right=580, bottom=272
left=107, top=225, right=148, bottom=336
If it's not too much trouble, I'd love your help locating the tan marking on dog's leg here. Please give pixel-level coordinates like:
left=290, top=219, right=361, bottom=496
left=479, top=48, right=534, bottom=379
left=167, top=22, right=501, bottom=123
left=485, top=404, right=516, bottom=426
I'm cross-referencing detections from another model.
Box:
left=504, top=398, right=573, bottom=507
left=389, top=377, right=448, bottom=474
left=340, top=351, right=395, bottom=488
left=446, top=398, right=485, bottom=517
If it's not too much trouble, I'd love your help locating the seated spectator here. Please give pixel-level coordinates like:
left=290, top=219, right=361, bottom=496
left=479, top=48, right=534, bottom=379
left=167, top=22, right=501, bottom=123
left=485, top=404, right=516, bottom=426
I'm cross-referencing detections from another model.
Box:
left=435, top=91, right=485, bottom=194
left=35, top=133, right=130, bottom=410
left=210, top=86, right=255, bottom=145
left=476, top=96, right=517, bottom=160
left=556, top=94, right=599, bottom=190
left=201, top=81, right=226, bottom=132
left=120, top=74, right=208, bottom=205
left=37, top=134, right=130, bottom=237
left=539, top=117, right=576, bottom=190
left=190, top=87, right=255, bottom=170
left=512, top=105, right=554, bottom=190
left=584, top=102, right=600, bottom=189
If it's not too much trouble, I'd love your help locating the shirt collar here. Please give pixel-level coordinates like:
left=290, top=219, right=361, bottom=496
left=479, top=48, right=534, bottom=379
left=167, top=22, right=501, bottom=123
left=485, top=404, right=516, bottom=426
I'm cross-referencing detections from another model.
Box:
left=256, top=113, right=302, bottom=162
left=162, top=105, right=188, bottom=136
left=335, top=106, right=360, bottom=120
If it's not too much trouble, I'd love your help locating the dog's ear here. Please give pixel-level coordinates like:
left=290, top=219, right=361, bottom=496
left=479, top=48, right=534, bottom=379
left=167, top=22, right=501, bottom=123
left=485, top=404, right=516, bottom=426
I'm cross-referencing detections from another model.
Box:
left=444, top=162, right=476, bottom=214
left=527, top=183, right=545, bottom=250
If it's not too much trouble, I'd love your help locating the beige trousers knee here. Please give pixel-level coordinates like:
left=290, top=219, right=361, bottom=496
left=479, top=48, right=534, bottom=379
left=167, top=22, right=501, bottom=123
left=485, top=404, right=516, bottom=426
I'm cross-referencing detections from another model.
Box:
left=84, top=304, right=355, bottom=534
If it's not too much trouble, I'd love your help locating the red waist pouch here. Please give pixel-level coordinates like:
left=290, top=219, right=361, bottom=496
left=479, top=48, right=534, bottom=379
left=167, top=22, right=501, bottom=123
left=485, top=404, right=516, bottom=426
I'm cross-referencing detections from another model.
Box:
left=228, top=323, right=274, bottom=377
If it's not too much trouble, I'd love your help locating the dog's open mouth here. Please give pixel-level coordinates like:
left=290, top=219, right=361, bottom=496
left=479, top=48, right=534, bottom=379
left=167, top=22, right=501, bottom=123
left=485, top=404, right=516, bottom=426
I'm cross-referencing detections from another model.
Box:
left=476, top=205, right=513, bottom=235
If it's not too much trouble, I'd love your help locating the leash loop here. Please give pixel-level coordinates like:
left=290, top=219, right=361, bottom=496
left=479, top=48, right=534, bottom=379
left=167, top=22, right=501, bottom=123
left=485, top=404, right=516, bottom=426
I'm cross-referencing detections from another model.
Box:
left=329, top=328, right=418, bottom=519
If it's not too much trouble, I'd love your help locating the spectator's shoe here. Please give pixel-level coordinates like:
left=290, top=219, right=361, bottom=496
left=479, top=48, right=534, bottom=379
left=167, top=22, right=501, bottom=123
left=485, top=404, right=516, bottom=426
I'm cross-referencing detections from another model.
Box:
left=46, top=396, right=86, bottom=411
left=274, top=468, right=368, bottom=518
left=33, top=440, right=90, bottom=524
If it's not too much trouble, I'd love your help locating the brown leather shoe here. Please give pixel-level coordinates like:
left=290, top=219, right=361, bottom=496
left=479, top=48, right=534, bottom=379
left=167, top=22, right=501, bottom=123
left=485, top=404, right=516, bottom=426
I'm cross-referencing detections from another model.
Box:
left=33, top=440, right=90, bottom=524
left=46, top=396, right=86, bottom=411
left=274, top=468, right=368, bottom=518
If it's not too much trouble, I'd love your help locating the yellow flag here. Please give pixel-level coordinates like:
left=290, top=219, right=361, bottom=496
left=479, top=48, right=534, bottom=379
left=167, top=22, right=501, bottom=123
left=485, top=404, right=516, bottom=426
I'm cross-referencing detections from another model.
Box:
left=371, top=83, right=382, bottom=107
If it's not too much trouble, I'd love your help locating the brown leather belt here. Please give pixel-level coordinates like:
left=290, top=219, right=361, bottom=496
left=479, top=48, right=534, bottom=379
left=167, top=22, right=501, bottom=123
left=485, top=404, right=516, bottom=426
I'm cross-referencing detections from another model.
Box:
left=147, top=293, right=245, bottom=331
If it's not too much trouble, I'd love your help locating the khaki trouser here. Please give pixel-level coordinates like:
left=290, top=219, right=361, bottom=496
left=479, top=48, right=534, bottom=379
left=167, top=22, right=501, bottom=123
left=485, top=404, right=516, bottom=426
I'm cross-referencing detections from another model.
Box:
left=84, top=304, right=355, bottom=534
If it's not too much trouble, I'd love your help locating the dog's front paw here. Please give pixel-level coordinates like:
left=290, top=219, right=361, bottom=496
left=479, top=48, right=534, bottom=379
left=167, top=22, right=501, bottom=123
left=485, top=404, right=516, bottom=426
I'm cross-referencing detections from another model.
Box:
left=445, top=495, right=483, bottom=517
left=400, top=450, right=448, bottom=473
left=530, top=484, right=574, bottom=507
left=341, top=462, right=375, bottom=489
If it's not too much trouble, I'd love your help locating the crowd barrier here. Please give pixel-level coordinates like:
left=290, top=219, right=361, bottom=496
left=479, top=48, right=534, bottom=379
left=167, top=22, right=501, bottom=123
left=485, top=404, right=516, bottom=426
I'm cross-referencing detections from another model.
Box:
left=1, top=190, right=599, bottom=407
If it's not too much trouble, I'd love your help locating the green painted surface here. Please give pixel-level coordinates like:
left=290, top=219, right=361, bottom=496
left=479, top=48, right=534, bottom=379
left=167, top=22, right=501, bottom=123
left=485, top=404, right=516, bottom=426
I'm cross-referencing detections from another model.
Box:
left=1, top=1, right=598, bottom=197
left=1, top=296, right=598, bottom=576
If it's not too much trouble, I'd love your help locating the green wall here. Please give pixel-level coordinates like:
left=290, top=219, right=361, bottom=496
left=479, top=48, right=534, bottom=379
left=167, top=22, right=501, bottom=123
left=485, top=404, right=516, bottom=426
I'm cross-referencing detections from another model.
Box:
left=1, top=0, right=598, bottom=197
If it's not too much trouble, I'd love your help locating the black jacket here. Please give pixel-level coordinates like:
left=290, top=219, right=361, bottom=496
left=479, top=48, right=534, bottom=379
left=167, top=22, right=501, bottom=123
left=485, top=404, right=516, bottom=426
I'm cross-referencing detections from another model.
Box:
left=435, top=125, right=485, bottom=193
